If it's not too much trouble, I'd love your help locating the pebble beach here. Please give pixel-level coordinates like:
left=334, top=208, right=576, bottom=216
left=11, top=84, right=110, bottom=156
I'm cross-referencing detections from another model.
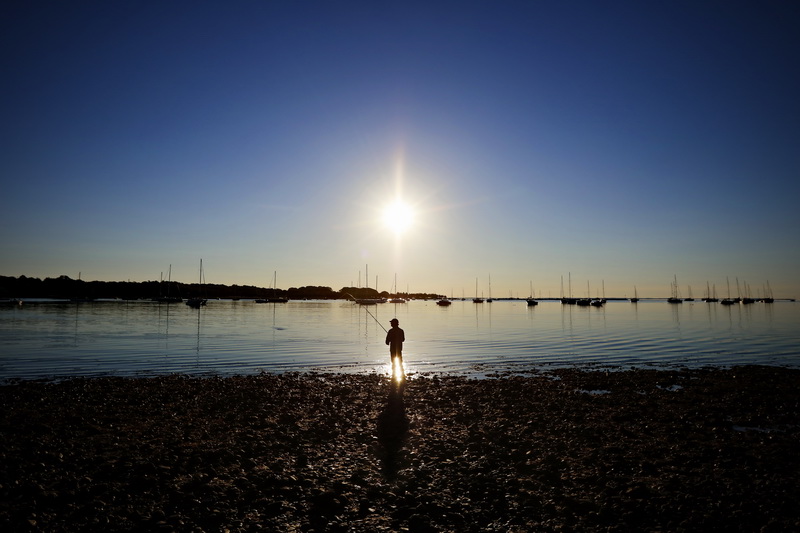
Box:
left=1, top=366, right=798, bottom=532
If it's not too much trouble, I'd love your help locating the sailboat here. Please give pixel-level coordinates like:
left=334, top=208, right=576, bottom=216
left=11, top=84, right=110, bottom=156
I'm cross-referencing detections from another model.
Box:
left=741, top=281, right=755, bottom=304
left=527, top=281, right=538, bottom=306
left=256, top=271, right=289, bottom=303
left=354, top=296, right=384, bottom=305
left=630, top=286, right=639, bottom=303
left=703, top=281, right=718, bottom=302
left=186, top=259, right=207, bottom=308
left=667, top=275, right=682, bottom=303
left=576, top=281, right=591, bottom=306
left=154, top=265, right=182, bottom=303
left=561, top=273, right=577, bottom=304
left=591, top=280, right=605, bottom=306
left=684, top=285, right=694, bottom=302
left=473, top=278, right=484, bottom=303
left=764, top=281, right=774, bottom=303
left=721, top=277, right=735, bottom=305
left=388, top=274, right=406, bottom=303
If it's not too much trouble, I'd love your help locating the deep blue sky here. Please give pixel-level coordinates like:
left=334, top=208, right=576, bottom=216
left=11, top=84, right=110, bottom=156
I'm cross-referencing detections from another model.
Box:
left=2, top=1, right=798, bottom=297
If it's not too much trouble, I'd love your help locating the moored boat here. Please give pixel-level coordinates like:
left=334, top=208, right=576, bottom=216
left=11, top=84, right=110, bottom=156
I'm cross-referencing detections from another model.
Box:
left=560, top=273, right=576, bottom=304
left=764, top=281, right=774, bottom=303
left=668, top=275, right=682, bottom=303
left=473, top=278, right=484, bottom=303
left=630, top=286, right=639, bottom=303
left=527, top=281, right=538, bottom=306
left=703, top=281, right=719, bottom=302
left=741, top=281, right=755, bottom=304
left=720, top=276, right=735, bottom=305
left=186, top=259, right=207, bottom=308
left=684, top=285, right=694, bottom=301
left=356, top=298, right=385, bottom=305
left=256, top=271, right=288, bottom=303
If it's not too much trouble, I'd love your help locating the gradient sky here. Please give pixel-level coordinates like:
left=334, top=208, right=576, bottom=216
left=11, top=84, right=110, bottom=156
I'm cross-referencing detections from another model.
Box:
left=2, top=1, right=799, bottom=298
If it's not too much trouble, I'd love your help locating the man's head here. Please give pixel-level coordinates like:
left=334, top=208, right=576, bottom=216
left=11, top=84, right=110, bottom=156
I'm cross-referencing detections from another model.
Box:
left=390, top=318, right=399, bottom=326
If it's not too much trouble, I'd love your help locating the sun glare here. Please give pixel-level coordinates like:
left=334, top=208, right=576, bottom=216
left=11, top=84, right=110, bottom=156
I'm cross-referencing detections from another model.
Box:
left=382, top=200, right=415, bottom=235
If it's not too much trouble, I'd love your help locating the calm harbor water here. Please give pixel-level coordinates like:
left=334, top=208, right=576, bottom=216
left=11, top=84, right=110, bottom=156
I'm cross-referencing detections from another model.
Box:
left=1, top=298, right=799, bottom=380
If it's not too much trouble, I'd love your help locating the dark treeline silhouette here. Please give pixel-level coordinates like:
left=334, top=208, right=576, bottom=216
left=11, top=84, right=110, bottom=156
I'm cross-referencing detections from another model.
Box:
left=0, top=275, right=443, bottom=301
left=339, top=287, right=441, bottom=301
left=340, top=286, right=382, bottom=300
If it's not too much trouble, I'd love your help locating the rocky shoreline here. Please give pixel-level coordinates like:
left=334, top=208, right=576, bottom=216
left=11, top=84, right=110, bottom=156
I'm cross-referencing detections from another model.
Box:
left=1, top=366, right=798, bottom=531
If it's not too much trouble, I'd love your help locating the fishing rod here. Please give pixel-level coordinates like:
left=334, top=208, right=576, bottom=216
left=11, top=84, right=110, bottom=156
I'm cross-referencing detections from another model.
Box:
left=345, top=292, right=388, bottom=333
left=363, top=305, right=388, bottom=333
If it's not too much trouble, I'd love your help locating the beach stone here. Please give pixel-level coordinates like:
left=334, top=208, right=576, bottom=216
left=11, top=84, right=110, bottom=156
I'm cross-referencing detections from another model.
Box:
left=1, top=368, right=798, bottom=532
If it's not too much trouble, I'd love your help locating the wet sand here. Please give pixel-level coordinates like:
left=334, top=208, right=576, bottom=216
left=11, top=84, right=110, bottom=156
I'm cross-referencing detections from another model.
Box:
left=1, top=366, right=798, bottom=532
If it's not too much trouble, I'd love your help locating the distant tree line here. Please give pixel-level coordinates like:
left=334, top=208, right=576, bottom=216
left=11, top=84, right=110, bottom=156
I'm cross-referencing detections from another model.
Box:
left=0, top=275, right=443, bottom=301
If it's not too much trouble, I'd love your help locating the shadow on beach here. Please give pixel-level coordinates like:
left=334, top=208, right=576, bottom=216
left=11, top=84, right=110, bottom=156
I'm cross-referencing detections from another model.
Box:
left=376, top=367, right=409, bottom=480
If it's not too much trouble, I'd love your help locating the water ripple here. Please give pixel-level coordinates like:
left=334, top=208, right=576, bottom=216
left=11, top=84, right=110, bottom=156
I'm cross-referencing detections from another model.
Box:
left=1, top=299, right=799, bottom=380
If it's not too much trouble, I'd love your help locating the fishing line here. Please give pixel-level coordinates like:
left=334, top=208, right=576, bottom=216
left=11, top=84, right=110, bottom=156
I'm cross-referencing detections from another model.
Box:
left=345, top=292, right=388, bottom=333
left=362, top=305, right=388, bottom=333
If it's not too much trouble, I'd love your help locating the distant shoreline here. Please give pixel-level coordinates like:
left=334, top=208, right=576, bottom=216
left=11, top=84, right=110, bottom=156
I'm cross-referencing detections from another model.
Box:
left=0, top=274, right=441, bottom=301
left=3, top=275, right=795, bottom=301
left=4, top=295, right=797, bottom=303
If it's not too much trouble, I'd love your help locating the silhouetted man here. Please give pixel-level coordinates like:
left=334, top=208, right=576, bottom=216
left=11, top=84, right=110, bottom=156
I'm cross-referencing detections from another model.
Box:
left=385, top=318, right=404, bottom=364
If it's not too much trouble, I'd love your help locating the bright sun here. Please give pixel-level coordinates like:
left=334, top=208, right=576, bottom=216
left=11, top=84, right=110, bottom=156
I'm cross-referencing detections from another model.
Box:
left=382, top=200, right=415, bottom=235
